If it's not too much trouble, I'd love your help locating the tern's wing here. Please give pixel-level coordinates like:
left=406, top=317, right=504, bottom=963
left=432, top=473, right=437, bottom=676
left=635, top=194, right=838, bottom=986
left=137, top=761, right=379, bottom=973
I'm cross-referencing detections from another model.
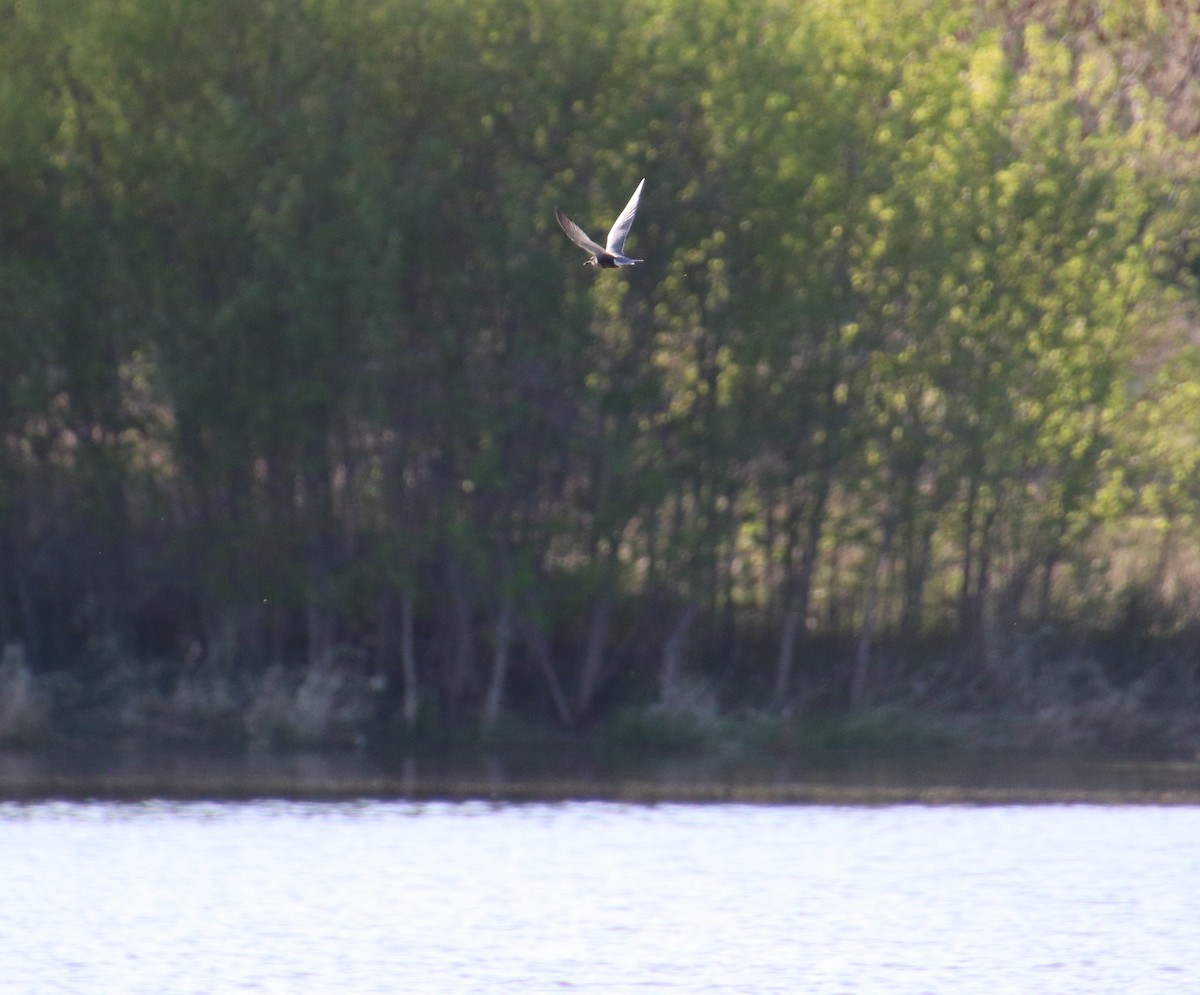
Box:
left=556, top=209, right=607, bottom=256
left=604, top=178, right=645, bottom=255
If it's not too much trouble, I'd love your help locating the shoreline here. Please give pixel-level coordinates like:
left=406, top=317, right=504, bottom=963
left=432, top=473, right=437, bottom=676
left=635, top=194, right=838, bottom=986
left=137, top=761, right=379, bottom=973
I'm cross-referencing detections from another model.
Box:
left=4, top=737, right=1200, bottom=806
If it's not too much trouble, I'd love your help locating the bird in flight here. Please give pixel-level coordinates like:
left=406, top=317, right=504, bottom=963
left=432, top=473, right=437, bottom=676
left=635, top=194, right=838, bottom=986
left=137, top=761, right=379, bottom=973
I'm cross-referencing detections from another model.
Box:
left=556, top=178, right=645, bottom=268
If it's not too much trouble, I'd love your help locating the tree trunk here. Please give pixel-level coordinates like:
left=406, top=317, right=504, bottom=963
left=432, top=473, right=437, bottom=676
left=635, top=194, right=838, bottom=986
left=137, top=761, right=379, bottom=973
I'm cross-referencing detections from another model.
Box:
left=659, top=601, right=700, bottom=706
left=482, top=594, right=513, bottom=729
left=575, top=586, right=614, bottom=717
left=447, top=557, right=474, bottom=707
left=958, top=472, right=979, bottom=636
left=771, top=489, right=827, bottom=710
left=1037, top=551, right=1058, bottom=619
left=900, top=518, right=933, bottom=649
left=521, top=610, right=574, bottom=728
left=851, top=514, right=896, bottom=709
left=399, top=588, right=419, bottom=728
left=306, top=595, right=335, bottom=670
left=773, top=592, right=806, bottom=713
left=16, top=570, right=39, bottom=671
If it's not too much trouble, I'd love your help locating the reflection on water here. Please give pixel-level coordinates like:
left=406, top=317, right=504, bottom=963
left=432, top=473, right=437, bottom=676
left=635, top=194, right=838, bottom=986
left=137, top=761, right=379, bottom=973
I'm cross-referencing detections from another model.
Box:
left=3, top=742, right=1200, bottom=804
left=2, top=800, right=1199, bottom=994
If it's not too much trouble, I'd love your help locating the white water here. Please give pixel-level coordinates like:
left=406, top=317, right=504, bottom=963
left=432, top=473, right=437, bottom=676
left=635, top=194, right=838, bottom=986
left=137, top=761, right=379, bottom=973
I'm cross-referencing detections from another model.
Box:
left=3, top=800, right=1198, bottom=993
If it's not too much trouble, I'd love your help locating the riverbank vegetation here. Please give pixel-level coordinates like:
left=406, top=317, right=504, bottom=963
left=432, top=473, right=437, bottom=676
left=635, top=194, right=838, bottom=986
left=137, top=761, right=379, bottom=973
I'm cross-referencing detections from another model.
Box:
left=3, top=0, right=1200, bottom=753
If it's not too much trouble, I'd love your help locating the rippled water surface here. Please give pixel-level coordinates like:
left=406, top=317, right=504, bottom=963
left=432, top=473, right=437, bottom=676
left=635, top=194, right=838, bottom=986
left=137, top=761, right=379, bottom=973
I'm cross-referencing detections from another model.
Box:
left=3, top=800, right=1198, bottom=994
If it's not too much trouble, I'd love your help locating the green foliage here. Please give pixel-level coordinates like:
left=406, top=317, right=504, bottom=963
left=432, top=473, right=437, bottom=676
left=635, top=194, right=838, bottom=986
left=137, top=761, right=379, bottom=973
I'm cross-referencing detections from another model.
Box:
left=0, top=0, right=1196, bottom=733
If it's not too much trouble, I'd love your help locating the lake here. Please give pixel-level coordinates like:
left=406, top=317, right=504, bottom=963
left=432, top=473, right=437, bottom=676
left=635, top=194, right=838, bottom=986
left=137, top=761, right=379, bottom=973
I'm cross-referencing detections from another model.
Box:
left=3, top=798, right=1198, bottom=994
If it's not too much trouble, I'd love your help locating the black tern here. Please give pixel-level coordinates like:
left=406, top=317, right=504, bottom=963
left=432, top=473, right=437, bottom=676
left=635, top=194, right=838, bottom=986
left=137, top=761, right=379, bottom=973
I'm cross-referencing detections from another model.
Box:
left=556, top=178, right=645, bottom=268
